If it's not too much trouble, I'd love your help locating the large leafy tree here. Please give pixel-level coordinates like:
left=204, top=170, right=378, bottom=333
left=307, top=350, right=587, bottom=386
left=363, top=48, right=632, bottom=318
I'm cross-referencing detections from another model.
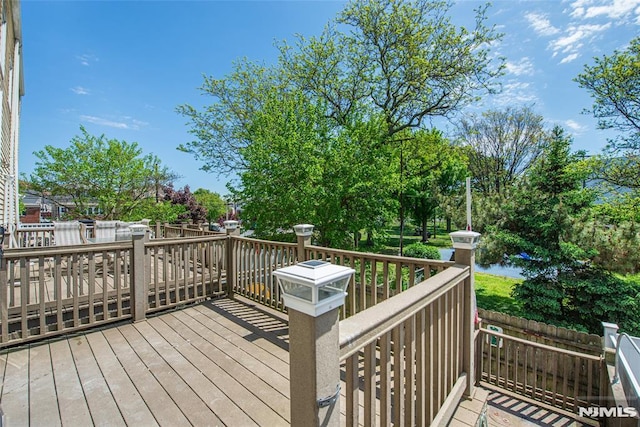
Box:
left=483, top=126, right=639, bottom=334
left=404, top=129, right=467, bottom=241
left=29, top=126, right=175, bottom=220
left=279, top=0, right=504, bottom=135
left=177, top=0, right=502, bottom=246
left=575, top=37, right=640, bottom=192
left=237, top=89, right=397, bottom=247
left=456, top=106, right=546, bottom=196
left=163, top=185, right=207, bottom=223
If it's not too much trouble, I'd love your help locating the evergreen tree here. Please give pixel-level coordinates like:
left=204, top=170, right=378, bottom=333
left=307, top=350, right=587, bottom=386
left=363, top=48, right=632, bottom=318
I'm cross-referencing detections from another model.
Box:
left=484, top=126, right=640, bottom=334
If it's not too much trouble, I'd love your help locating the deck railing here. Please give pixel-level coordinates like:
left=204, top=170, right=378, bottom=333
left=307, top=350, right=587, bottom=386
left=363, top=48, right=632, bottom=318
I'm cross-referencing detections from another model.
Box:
left=0, top=232, right=227, bottom=347
left=477, top=327, right=604, bottom=414
left=145, top=235, right=228, bottom=313
left=306, top=245, right=454, bottom=317
left=227, top=236, right=298, bottom=310
left=338, top=264, right=472, bottom=426
left=0, top=242, right=133, bottom=345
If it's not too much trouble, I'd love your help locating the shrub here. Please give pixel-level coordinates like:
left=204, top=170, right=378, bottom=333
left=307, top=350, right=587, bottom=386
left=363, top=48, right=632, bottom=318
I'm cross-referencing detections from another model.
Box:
left=403, top=243, right=441, bottom=260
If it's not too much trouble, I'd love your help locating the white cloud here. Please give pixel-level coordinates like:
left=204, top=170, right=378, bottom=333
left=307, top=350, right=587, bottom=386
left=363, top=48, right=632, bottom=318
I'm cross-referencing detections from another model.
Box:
left=493, top=81, right=540, bottom=106
left=569, top=0, right=640, bottom=22
left=549, top=23, right=611, bottom=63
left=564, top=119, right=587, bottom=134
left=71, top=86, right=90, bottom=95
left=80, top=115, right=148, bottom=130
left=505, top=57, right=535, bottom=76
left=525, top=12, right=561, bottom=36
left=76, top=53, right=99, bottom=66
left=560, top=52, right=580, bottom=63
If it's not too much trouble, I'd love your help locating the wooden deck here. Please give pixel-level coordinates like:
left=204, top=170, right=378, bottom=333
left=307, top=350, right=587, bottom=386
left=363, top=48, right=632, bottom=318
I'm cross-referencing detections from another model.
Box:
left=0, top=297, right=291, bottom=426
left=0, top=295, right=597, bottom=426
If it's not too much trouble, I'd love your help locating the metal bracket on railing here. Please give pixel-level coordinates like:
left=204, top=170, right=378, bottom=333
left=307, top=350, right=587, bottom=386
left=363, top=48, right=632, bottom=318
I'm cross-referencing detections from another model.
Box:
left=317, top=384, right=341, bottom=408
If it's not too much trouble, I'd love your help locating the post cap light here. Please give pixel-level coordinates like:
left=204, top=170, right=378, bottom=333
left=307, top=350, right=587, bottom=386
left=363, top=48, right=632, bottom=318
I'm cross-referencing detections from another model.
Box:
left=449, top=230, right=481, bottom=250
left=272, top=260, right=354, bottom=317
left=223, top=220, right=239, bottom=230
left=129, top=224, right=148, bottom=236
left=293, top=224, right=314, bottom=237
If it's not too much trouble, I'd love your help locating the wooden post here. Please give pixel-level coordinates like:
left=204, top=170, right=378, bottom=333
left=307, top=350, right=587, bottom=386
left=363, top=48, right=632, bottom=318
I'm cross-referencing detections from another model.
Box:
left=453, top=238, right=478, bottom=398
left=289, top=307, right=341, bottom=426
left=155, top=222, right=161, bottom=239
left=225, top=226, right=240, bottom=299
left=294, top=224, right=314, bottom=262
left=131, top=228, right=150, bottom=322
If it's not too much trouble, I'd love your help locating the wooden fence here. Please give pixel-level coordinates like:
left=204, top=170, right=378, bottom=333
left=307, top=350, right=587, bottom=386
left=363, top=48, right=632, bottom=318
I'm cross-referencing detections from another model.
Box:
left=338, top=265, right=473, bottom=426
left=0, top=242, right=133, bottom=345
left=479, top=309, right=602, bottom=355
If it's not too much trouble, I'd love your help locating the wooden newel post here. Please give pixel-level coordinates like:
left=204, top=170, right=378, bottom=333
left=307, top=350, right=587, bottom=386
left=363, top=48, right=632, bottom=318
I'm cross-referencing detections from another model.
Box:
left=273, top=258, right=354, bottom=427
left=289, top=308, right=341, bottom=426
left=131, top=225, right=150, bottom=322
left=451, top=230, right=481, bottom=398
left=294, top=224, right=314, bottom=262
left=224, top=220, right=240, bottom=299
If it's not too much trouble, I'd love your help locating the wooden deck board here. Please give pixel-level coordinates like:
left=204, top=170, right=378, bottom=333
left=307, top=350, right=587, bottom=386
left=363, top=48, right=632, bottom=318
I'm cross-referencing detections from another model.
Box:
left=159, top=311, right=290, bottom=422
left=100, top=327, right=186, bottom=426
left=2, top=347, right=30, bottom=425
left=0, top=296, right=594, bottom=427
left=50, top=338, right=94, bottom=426
left=85, top=330, right=158, bottom=426
left=120, top=322, right=222, bottom=427
left=0, top=298, right=294, bottom=426
left=67, top=335, right=125, bottom=427
left=28, top=344, right=60, bottom=426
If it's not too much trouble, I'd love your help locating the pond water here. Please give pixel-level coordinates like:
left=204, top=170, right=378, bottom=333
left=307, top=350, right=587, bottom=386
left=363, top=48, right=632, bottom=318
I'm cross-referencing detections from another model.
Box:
left=438, top=248, right=524, bottom=279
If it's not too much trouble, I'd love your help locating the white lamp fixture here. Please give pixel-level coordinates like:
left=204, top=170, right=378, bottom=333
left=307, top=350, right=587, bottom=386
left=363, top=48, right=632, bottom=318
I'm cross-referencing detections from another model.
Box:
left=273, top=260, right=354, bottom=317
left=450, top=230, right=481, bottom=250
left=129, top=224, right=148, bottom=236
left=293, top=223, right=314, bottom=237
left=223, top=220, right=239, bottom=230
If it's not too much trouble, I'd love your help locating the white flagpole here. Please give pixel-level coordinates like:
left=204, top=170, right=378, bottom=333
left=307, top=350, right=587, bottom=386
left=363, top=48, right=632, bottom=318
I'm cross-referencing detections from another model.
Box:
left=466, top=177, right=472, bottom=231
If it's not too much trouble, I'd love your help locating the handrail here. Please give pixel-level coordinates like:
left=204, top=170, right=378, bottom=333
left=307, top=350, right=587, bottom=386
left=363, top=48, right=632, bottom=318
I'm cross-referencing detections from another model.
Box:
left=613, top=333, right=640, bottom=390
left=231, top=235, right=297, bottom=247
left=307, top=244, right=454, bottom=267
left=145, top=234, right=227, bottom=247
left=479, top=328, right=602, bottom=361
left=339, top=264, right=469, bottom=360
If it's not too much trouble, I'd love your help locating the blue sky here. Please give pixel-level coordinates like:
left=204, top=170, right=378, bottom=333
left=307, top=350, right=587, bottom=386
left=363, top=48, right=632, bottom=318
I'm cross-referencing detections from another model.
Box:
left=19, top=0, right=640, bottom=196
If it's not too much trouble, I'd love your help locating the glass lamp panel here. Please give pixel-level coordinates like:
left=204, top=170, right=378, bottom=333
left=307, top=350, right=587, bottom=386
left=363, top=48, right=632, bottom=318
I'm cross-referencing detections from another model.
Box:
left=318, top=278, right=348, bottom=301
left=280, top=280, right=313, bottom=301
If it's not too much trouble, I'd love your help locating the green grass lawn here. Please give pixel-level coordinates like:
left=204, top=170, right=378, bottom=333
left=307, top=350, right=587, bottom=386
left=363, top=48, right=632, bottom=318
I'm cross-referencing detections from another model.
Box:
left=358, top=221, right=524, bottom=316
left=475, top=272, right=522, bottom=316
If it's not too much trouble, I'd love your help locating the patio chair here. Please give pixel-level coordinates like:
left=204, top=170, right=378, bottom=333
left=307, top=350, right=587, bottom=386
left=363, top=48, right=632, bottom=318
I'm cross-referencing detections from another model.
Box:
left=53, top=221, right=87, bottom=246
left=93, top=220, right=118, bottom=243
left=115, top=221, right=134, bottom=241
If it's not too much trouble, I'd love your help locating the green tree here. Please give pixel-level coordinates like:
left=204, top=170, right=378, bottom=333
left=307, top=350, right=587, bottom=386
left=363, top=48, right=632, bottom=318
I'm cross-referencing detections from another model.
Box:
left=456, top=106, right=546, bottom=197
left=575, top=37, right=640, bottom=191
left=177, top=61, right=282, bottom=175
left=404, top=129, right=467, bottom=242
left=237, top=89, right=397, bottom=247
left=483, top=126, right=639, bottom=334
left=193, top=189, right=227, bottom=224
left=279, top=0, right=503, bottom=135
left=29, top=126, right=174, bottom=220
